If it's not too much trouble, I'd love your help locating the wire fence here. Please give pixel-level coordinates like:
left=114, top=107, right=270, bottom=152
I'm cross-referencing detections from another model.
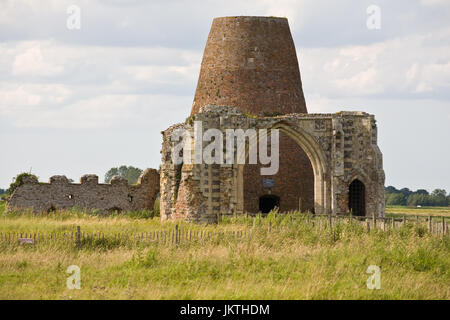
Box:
left=1, top=214, right=448, bottom=247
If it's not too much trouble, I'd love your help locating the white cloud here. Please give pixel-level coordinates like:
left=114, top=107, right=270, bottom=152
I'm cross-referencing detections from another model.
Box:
left=0, top=40, right=200, bottom=129
left=12, top=42, right=64, bottom=76
left=300, top=30, right=450, bottom=100
left=420, top=0, right=448, bottom=6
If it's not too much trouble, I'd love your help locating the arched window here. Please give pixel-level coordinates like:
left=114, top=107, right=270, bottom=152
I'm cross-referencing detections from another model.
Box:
left=349, top=179, right=365, bottom=216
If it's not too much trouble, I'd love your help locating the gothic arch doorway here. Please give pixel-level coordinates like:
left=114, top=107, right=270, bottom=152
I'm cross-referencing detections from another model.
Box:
left=243, top=130, right=314, bottom=213
left=237, top=122, right=329, bottom=215
left=349, top=179, right=365, bottom=216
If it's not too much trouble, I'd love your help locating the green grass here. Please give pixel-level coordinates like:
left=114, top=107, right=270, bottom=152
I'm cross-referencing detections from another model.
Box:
left=386, top=205, right=450, bottom=223
left=0, top=206, right=449, bottom=300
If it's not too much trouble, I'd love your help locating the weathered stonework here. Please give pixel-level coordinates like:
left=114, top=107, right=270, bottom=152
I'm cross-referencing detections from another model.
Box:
left=160, top=16, right=385, bottom=223
left=5, top=169, right=160, bottom=214
left=161, top=105, right=385, bottom=223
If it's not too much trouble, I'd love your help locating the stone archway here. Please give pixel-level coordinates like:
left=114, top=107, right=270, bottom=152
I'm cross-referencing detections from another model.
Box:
left=270, top=123, right=330, bottom=215
left=160, top=105, right=385, bottom=222
left=242, top=129, right=314, bottom=213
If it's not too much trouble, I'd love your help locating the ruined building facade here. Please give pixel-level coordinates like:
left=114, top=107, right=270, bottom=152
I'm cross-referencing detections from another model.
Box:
left=5, top=16, right=385, bottom=221
left=160, top=16, right=385, bottom=222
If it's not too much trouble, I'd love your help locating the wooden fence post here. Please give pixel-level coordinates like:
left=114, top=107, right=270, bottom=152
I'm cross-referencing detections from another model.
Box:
left=76, top=226, right=81, bottom=247
left=428, top=216, right=432, bottom=233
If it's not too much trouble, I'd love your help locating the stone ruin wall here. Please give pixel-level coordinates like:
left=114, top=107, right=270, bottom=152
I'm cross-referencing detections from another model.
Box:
left=5, top=168, right=160, bottom=214
left=160, top=105, right=385, bottom=223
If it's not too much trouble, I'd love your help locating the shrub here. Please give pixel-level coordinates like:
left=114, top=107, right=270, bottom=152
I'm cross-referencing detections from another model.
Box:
left=8, top=173, right=38, bottom=195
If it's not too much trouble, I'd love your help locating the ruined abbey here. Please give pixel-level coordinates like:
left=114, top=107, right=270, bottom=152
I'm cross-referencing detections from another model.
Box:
left=6, top=16, right=385, bottom=222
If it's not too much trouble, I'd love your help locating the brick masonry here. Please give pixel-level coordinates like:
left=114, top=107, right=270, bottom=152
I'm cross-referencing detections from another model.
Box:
left=191, top=16, right=307, bottom=116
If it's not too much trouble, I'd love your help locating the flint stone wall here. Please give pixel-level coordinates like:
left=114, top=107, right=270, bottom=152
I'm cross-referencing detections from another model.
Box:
left=160, top=105, right=385, bottom=223
left=5, top=168, right=160, bottom=214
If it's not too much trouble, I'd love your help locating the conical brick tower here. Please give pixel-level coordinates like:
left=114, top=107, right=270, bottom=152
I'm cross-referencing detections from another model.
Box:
left=191, top=16, right=307, bottom=116
left=191, top=16, right=314, bottom=213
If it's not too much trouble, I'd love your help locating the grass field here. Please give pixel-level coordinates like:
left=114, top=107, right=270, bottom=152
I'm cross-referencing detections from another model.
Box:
left=0, top=201, right=449, bottom=300
left=386, top=205, right=450, bottom=217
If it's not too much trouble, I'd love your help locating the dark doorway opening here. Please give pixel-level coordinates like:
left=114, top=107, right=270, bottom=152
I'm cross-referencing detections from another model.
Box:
left=259, top=195, right=280, bottom=214
left=349, top=179, right=365, bottom=216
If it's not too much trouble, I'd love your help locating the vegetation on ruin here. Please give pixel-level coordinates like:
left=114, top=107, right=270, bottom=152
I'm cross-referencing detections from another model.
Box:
left=0, top=200, right=449, bottom=300
left=7, top=172, right=38, bottom=195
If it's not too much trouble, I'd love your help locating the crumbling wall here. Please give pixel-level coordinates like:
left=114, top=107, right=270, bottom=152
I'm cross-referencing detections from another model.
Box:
left=160, top=105, right=385, bottom=223
left=5, top=168, right=160, bottom=214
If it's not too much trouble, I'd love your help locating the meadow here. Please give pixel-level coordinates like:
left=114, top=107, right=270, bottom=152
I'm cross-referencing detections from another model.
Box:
left=0, top=201, right=449, bottom=300
left=385, top=205, right=450, bottom=217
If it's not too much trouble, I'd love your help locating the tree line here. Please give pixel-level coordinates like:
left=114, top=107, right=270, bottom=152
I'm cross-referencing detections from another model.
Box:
left=385, top=186, right=449, bottom=207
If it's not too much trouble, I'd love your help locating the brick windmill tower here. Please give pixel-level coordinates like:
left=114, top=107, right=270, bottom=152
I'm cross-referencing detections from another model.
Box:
left=190, top=16, right=315, bottom=213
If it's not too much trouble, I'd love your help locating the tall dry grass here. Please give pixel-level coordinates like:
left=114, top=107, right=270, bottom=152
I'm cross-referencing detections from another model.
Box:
left=0, top=209, right=448, bottom=299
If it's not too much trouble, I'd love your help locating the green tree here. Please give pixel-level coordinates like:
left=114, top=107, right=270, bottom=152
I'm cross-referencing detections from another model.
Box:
left=104, top=165, right=143, bottom=185
left=431, top=189, right=447, bottom=198
left=386, top=193, right=407, bottom=206
left=407, top=193, right=431, bottom=207
left=399, top=188, right=412, bottom=197
left=430, top=189, right=448, bottom=206
left=385, top=186, right=399, bottom=194
left=8, top=173, right=38, bottom=195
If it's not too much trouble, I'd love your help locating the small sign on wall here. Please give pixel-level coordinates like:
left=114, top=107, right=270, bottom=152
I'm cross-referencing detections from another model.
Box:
left=263, top=178, right=275, bottom=188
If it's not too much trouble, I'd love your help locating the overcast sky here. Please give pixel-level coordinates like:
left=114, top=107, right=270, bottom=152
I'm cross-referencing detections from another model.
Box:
left=0, top=0, right=449, bottom=192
